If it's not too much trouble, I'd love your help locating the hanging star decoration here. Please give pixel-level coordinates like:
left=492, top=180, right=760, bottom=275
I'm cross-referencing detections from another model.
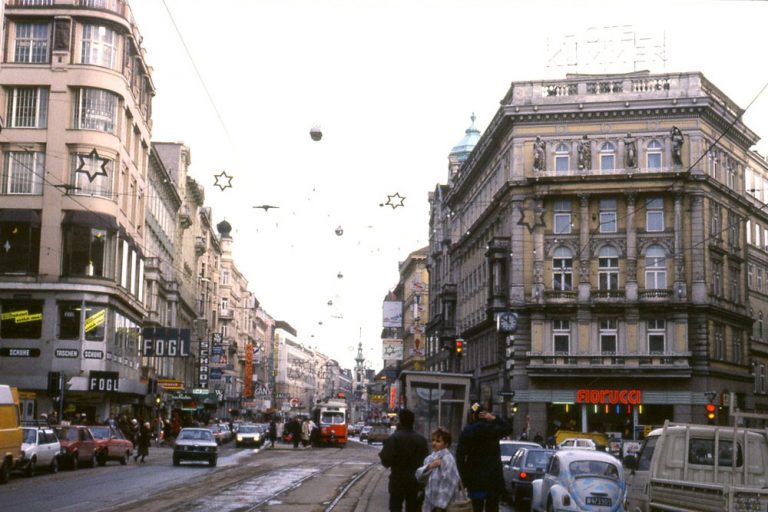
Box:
left=76, top=148, right=109, bottom=183
left=252, top=205, right=279, bottom=211
left=381, top=192, right=406, bottom=209
left=213, top=171, right=233, bottom=191
left=517, top=200, right=547, bottom=234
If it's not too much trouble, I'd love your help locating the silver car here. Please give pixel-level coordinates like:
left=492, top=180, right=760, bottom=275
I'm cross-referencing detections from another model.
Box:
left=173, top=428, right=218, bottom=467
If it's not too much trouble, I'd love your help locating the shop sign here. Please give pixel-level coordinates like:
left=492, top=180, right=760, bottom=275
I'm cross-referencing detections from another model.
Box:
left=55, top=348, right=79, bottom=358
left=199, top=340, right=210, bottom=389
left=576, top=388, right=642, bottom=405
left=140, top=327, right=191, bottom=357
left=84, top=349, right=104, bottom=359
left=0, top=347, right=41, bottom=357
left=88, top=371, right=119, bottom=391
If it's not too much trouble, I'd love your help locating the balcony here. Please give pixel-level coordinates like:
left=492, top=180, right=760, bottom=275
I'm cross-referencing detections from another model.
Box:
left=179, top=206, right=192, bottom=229
left=543, top=289, right=578, bottom=302
left=591, top=290, right=625, bottom=303
left=638, top=288, right=673, bottom=301
left=6, top=0, right=135, bottom=23
left=219, top=308, right=233, bottom=319
left=526, top=351, right=692, bottom=378
left=194, top=236, right=207, bottom=255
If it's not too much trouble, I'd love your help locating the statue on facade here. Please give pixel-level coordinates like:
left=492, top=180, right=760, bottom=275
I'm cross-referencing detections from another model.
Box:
left=624, top=133, right=637, bottom=168
left=533, top=136, right=546, bottom=172
left=577, top=135, right=591, bottom=170
left=671, top=126, right=684, bottom=166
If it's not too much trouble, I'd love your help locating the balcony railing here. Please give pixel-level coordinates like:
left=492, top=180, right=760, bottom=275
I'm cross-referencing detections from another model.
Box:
left=638, top=288, right=673, bottom=300
left=219, top=308, right=233, bottom=319
left=591, top=290, right=625, bottom=301
left=527, top=351, right=691, bottom=373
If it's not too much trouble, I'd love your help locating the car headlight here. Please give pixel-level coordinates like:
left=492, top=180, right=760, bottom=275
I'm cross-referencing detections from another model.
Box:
left=237, top=435, right=243, bottom=441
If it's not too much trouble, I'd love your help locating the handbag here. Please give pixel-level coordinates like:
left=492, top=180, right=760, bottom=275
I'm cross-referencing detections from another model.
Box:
left=446, top=487, right=472, bottom=512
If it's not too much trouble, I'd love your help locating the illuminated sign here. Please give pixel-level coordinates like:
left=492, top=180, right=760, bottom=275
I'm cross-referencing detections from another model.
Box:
left=576, top=389, right=642, bottom=405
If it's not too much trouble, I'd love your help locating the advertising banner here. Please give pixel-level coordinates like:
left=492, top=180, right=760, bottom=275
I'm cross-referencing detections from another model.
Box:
left=382, top=301, right=403, bottom=328
left=382, top=338, right=403, bottom=361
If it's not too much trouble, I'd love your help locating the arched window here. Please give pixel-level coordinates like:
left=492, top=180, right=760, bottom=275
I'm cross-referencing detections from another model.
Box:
left=555, top=143, right=570, bottom=175
left=645, top=245, right=666, bottom=289
left=600, top=142, right=616, bottom=171
left=552, top=246, right=573, bottom=291
left=598, top=245, right=619, bottom=290
left=647, top=140, right=662, bottom=169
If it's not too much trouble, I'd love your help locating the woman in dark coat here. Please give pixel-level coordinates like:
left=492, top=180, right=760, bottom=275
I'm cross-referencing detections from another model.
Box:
left=135, top=421, right=152, bottom=463
left=455, top=404, right=513, bottom=512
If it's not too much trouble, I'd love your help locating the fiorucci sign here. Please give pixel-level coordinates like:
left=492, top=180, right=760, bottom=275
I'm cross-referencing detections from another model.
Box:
left=576, top=389, right=642, bottom=405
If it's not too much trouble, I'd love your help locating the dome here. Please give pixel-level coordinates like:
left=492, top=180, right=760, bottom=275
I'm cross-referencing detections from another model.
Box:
left=450, top=113, right=481, bottom=160
left=217, top=220, right=232, bottom=237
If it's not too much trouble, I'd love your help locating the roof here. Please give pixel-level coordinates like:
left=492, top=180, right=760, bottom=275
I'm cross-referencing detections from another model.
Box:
left=450, top=113, right=481, bottom=158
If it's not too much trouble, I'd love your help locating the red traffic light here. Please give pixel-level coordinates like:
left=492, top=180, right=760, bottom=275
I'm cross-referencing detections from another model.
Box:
left=455, top=339, right=464, bottom=355
left=706, top=403, right=716, bottom=420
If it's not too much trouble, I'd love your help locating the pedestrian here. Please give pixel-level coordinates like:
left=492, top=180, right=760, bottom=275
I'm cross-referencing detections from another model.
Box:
left=415, top=426, right=461, bottom=512
left=135, top=421, right=151, bottom=463
left=534, top=431, right=544, bottom=446
left=290, top=417, right=301, bottom=449
left=379, top=409, right=429, bottom=512
left=301, top=418, right=311, bottom=448
left=455, top=403, right=513, bottom=512
left=268, top=419, right=277, bottom=449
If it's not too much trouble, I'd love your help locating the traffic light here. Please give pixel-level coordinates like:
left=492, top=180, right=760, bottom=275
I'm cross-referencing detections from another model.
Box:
left=455, top=339, right=464, bottom=356
left=155, top=394, right=162, bottom=406
left=512, top=403, right=519, bottom=414
left=706, top=403, right=716, bottom=423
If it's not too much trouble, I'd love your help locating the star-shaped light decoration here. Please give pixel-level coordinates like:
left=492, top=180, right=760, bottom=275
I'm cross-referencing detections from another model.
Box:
left=517, top=201, right=547, bottom=234
left=213, top=171, right=233, bottom=191
left=382, top=192, right=406, bottom=209
left=76, top=149, right=109, bottom=183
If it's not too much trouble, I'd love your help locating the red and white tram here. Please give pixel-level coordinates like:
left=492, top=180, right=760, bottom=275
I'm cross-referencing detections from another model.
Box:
left=312, top=398, right=348, bottom=447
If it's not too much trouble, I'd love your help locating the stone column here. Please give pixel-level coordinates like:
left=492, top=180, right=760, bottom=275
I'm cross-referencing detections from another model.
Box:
left=674, top=192, right=686, bottom=301
left=625, top=192, right=637, bottom=301
left=690, top=193, right=707, bottom=302
left=578, top=194, right=591, bottom=302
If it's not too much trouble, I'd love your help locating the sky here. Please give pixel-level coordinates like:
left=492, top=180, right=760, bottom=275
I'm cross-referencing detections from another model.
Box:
left=129, top=0, right=768, bottom=371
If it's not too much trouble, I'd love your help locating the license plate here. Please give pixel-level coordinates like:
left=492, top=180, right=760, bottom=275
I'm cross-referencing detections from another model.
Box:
left=586, top=496, right=612, bottom=506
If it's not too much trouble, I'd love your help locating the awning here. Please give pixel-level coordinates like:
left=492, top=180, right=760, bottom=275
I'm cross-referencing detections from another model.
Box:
left=62, top=210, right=118, bottom=230
left=0, top=209, right=41, bottom=225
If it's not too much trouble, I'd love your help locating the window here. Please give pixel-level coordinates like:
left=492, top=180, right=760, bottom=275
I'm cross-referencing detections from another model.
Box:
left=0, top=301, right=43, bottom=339
left=708, top=146, right=719, bottom=178
left=714, top=323, right=725, bottom=360
left=689, top=438, right=742, bottom=467
left=552, top=246, right=573, bottom=291
left=760, top=312, right=764, bottom=341
left=760, top=364, right=767, bottom=394
left=72, top=152, right=113, bottom=198
left=62, top=225, right=110, bottom=277
left=598, top=245, right=619, bottom=290
left=648, top=319, right=665, bottom=353
left=4, top=152, right=44, bottom=194
left=646, top=197, right=664, bottom=232
left=727, top=160, right=736, bottom=190
left=710, top=203, right=721, bottom=239
left=221, top=269, right=230, bottom=285
left=75, top=88, right=118, bottom=133
left=58, top=301, right=81, bottom=339
left=14, top=22, right=50, bottom=63
left=555, top=143, right=569, bottom=174
left=81, top=24, right=117, bottom=69
left=734, top=329, right=743, bottom=364
left=645, top=245, right=666, bottom=289
left=554, top=199, right=571, bottom=234
left=730, top=265, right=741, bottom=303
left=749, top=264, right=754, bottom=289
left=600, top=319, right=617, bottom=354
left=600, top=142, right=615, bottom=171
left=7, top=87, right=48, bottom=128
left=83, top=303, right=106, bottom=341
left=599, top=198, right=617, bottom=233
left=727, top=211, right=739, bottom=250
left=712, top=260, right=723, bottom=297
left=553, top=319, right=570, bottom=354
left=0, top=215, right=40, bottom=274
left=647, top=140, right=662, bottom=169
left=759, top=268, right=764, bottom=293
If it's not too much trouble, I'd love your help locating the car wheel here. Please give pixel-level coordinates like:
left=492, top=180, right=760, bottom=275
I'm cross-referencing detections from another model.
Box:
left=172, top=455, right=180, bottom=466
left=546, top=497, right=555, bottom=512
left=49, top=457, right=59, bottom=474
left=0, top=458, right=10, bottom=484
left=119, top=452, right=128, bottom=465
left=25, top=457, right=36, bottom=477
left=209, top=456, right=217, bottom=467
left=71, top=453, right=79, bottom=470
left=98, top=452, right=107, bottom=466
left=90, top=453, right=98, bottom=468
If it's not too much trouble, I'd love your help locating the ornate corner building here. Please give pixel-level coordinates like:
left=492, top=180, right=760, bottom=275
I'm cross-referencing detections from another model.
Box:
left=427, top=71, right=768, bottom=439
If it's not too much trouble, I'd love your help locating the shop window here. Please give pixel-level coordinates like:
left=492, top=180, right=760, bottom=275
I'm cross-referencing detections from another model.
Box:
left=0, top=214, right=41, bottom=274
left=58, top=301, right=82, bottom=339
left=0, top=300, right=43, bottom=339
left=62, top=225, right=110, bottom=277
left=83, top=304, right=106, bottom=341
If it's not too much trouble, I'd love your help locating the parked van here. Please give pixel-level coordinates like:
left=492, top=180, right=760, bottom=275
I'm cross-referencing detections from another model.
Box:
left=623, top=421, right=768, bottom=512
left=0, top=385, right=23, bottom=483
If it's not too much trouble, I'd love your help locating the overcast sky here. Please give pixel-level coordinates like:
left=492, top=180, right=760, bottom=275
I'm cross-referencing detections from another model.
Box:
left=130, top=0, right=768, bottom=370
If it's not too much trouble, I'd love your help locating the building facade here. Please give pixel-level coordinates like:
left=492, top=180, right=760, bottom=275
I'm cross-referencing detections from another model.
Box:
left=428, top=71, right=768, bottom=440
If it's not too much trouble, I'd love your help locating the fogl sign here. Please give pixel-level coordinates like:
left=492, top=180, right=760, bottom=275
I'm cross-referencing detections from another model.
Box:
left=89, top=371, right=119, bottom=392
left=141, top=328, right=191, bottom=357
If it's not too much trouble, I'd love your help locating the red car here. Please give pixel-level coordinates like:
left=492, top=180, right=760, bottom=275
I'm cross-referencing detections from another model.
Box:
left=54, top=425, right=99, bottom=470
left=89, top=425, right=133, bottom=466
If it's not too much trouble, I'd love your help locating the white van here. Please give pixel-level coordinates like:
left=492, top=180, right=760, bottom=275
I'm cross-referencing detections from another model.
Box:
left=0, top=385, right=23, bottom=483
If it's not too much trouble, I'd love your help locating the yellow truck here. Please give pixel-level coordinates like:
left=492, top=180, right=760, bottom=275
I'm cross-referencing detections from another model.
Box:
left=0, top=385, right=23, bottom=483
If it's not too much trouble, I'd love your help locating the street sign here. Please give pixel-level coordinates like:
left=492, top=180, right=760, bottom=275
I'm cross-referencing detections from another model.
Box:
left=497, top=391, right=516, bottom=397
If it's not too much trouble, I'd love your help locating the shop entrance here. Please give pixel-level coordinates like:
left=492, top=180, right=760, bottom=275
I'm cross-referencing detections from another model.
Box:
left=547, top=403, right=674, bottom=440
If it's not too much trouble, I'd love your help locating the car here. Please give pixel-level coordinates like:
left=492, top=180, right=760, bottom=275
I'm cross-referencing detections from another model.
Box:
left=0, top=385, right=23, bottom=484
left=219, top=423, right=233, bottom=443
left=17, top=425, right=62, bottom=476
left=235, top=423, right=263, bottom=448
left=173, top=428, right=218, bottom=467
left=558, top=438, right=598, bottom=451
left=367, top=424, right=391, bottom=444
left=207, top=423, right=226, bottom=444
left=54, top=425, right=99, bottom=470
left=500, top=439, right=543, bottom=464
left=89, top=425, right=133, bottom=466
left=503, top=447, right=556, bottom=506
left=531, top=450, right=625, bottom=512
left=359, top=425, right=373, bottom=441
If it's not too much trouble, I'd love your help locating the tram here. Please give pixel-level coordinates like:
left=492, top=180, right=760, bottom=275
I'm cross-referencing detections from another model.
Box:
left=312, top=398, right=348, bottom=447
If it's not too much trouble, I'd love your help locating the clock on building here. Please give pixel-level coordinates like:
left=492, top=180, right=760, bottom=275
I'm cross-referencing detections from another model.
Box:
left=496, top=312, right=518, bottom=333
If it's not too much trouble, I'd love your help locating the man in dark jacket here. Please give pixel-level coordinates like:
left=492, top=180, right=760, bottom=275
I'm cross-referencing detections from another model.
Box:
left=455, top=403, right=513, bottom=512
left=379, top=409, right=429, bottom=512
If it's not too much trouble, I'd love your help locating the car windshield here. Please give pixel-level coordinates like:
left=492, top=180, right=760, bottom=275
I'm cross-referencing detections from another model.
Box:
left=525, top=451, right=553, bottom=468
left=501, top=443, right=529, bottom=457
left=569, top=460, right=619, bottom=478
left=55, top=427, right=78, bottom=441
left=321, top=412, right=345, bottom=424
left=179, top=430, right=214, bottom=442
left=22, top=428, right=36, bottom=443
left=89, top=426, right=110, bottom=439
left=239, top=425, right=258, bottom=433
